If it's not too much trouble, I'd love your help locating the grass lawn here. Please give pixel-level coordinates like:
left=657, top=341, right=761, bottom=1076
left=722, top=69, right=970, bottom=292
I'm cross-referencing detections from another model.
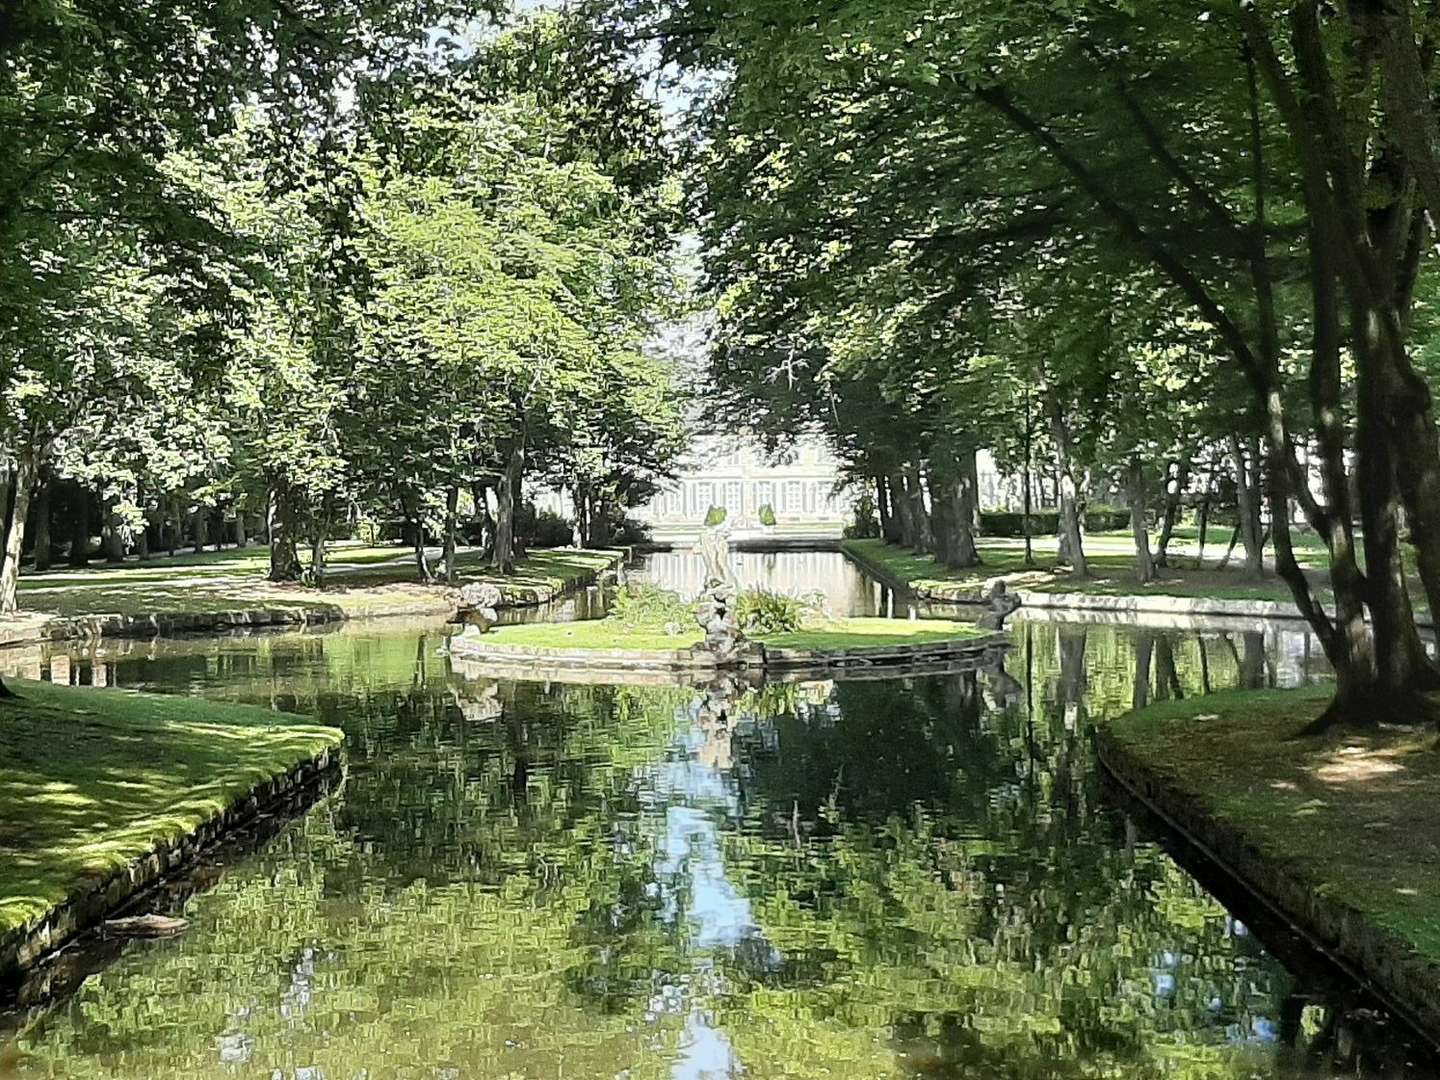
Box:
left=1105, top=686, right=1440, bottom=966
left=478, top=615, right=988, bottom=653
left=842, top=538, right=1321, bottom=605
left=0, top=680, right=343, bottom=938
left=7, top=545, right=620, bottom=621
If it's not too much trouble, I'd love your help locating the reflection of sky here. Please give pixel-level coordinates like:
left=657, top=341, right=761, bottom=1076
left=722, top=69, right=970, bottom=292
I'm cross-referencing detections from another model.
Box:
left=634, top=706, right=780, bottom=1078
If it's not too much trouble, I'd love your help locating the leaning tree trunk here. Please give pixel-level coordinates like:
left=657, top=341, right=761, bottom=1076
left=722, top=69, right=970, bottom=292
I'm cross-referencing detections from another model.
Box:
left=1127, top=458, right=1156, bottom=585
left=0, top=445, right=40, bottom=615
left=492, top=437, right=526, bottom=575
left=1154, top=455, right=1190, bottom=568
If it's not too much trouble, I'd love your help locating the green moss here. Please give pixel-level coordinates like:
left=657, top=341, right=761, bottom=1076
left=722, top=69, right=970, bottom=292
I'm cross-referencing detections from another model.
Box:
left=756, top=617, right=988, bottom=651
left=1106, top=685, right=1440, bottom=965
left=0, top=680, right=343, bottom=937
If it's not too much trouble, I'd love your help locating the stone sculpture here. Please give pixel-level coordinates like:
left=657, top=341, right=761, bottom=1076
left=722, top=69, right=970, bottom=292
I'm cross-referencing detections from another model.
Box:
left=691, top=521, right=747, bottom=662
left=977, top=580, right=1022, bottom=630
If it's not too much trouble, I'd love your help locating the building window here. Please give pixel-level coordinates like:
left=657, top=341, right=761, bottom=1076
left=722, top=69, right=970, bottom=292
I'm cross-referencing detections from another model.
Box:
left=725, top=481, right=743, bottom=513
left=757, top=480, right=775, bottom=511
left=783, top=480, right=803, bottom=513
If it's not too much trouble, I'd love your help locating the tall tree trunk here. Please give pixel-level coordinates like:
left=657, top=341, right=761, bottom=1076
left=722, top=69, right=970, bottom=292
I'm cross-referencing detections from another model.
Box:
left=0, top=446, right=39, bottom=614
left=192, top=504, right=208, bottom=554
left=1228, top=434, right=1265, bottom=578
left=492, top=437, right=526, bottom=575
left=471, top=480, right=495, bottom=557
left=30, top=470, right=51, bottom=572
left=233, top=510, right=248, bottom=548
left=875, top=473, right=896, bottom=543
left=69, top=483, right=91, bottom=567
left=902, top=463, right=933, bottom=553
left=955, top=447, right=982, bottom=565
left=888, top=470, right=916, bottom=547
left=102, top=493, right=125, bottom=563
left=443, top=484, right=459, bottom=585
left=267, top=486, right=302, bottom=582
left=1044, top=387, right=1088, bottom=577
left=1127, top=458, right=1156, bottom=584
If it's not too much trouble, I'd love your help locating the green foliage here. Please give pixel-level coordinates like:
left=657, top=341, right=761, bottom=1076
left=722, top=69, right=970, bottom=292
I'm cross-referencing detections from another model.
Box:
left=842, top=492, right=878, bottom=539
left=981, top=507, right=1131, bottom=538
left=734, top=587, right=811, bottom=635
left=605, top=581, right=694, bottom=632
left=703, top=505, right=728, bottom=527
left=756, top=503, right=777, bottom=527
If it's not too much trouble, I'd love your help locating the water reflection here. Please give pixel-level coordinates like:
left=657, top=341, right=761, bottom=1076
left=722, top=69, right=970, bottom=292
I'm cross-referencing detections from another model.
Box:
left=0, top=613, right=1430, bottom=1078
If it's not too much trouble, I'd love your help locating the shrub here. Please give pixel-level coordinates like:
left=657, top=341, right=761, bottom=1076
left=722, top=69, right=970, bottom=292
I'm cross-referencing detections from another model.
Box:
left=735, top=587, right=816, bottom=635
left=528, top=508, right=574, bottom=548
left=608, top=581, right=693, bottom=631
left=979, top=507, right=1132, bottom=537
left=704, top=505, right=728, bottom=527
left=757, top=503, right=778, bottom=527
left=610, top=515, right=651, bottom=546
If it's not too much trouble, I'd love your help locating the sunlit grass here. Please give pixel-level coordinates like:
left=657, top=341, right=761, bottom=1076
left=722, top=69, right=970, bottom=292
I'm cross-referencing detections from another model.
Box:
left=8, top=546, right=619, bottom=619
left=0, top=680, right=343, bottom=937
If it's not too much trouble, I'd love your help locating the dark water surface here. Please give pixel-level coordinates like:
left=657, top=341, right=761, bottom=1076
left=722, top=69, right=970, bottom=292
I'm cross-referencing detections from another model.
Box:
left=1, top=554, right=1432, bottom=1078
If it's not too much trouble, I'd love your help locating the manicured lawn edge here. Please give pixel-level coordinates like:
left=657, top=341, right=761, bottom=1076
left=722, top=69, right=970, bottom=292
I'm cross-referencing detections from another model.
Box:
left=0, top=549, right=625, bottom=651
left=450, top=617, right=1007, bottom=673
left=841, top=539, right=1314, bottom=621
left=1095, top=688, right=1440, bottom=1048
left=0, top=682, right=345, bottom=983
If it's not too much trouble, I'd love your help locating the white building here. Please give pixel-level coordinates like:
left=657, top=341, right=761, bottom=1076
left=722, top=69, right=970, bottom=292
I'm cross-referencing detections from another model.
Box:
left=634, top=435, right=855, bottom=538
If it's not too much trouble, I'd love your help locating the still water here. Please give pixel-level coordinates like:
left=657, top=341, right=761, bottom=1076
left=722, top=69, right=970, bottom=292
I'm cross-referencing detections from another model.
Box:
left=0, top=553, right=1430, bottom=1078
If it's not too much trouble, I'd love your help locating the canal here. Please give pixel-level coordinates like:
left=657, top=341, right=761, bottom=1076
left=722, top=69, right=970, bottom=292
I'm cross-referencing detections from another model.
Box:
left=0, top=551, right=1429, bottom=1077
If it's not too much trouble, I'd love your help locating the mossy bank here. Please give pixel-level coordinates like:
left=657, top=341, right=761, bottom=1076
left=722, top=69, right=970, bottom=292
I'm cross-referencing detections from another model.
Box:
left=1, top=681, right=344, bottom=981
left=1096, top=686, right=1440, bottom=1046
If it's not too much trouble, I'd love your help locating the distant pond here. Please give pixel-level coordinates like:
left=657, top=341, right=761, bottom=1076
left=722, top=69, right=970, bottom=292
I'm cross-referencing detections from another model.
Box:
left=2, top=551, right=1432, bottom=1078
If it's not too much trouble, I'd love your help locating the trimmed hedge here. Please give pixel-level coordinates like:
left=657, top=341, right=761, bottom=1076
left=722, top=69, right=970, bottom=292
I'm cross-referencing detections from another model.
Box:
left=981, top=507, right=1132, bottom=537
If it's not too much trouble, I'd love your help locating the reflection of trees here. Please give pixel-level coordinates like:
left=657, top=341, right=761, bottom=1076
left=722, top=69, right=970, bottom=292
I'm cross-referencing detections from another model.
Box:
left=716, top=637, right=1299, bottom=1078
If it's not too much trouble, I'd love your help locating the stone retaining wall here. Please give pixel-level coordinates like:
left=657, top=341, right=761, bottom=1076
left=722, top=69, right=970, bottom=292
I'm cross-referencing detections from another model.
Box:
left=0, top=747, right=343, bottom=986
left=0, top=553, right=623, bottom=652
left=449, top=632, right=1008, bottom=675
left=1094, top=728, right=1440, bottom=1048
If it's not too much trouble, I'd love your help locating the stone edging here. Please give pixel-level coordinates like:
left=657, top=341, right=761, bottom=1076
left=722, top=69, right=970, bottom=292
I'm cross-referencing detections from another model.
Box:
left=449, top=631, right=1008, bottom=673
left=0, top=552, right=624, bottom=652
left=1093, top=727, right=1440, bottom=1049
left=0, top=746, right=344, bottom=985
left=841, top=542, right=1310, bottom=622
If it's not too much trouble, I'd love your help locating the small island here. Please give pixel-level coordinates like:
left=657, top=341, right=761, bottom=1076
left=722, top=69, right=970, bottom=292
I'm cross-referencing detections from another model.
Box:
left=451, top=524, right=1010, bottom=673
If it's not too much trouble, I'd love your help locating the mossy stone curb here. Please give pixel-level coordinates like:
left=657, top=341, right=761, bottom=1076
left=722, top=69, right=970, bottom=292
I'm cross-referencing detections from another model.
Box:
left=1, top=747, right=343, bottom=985
left=1094, top=726, right=1440, bottom=1049
left=449, top=631, right=1008, bottom=673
